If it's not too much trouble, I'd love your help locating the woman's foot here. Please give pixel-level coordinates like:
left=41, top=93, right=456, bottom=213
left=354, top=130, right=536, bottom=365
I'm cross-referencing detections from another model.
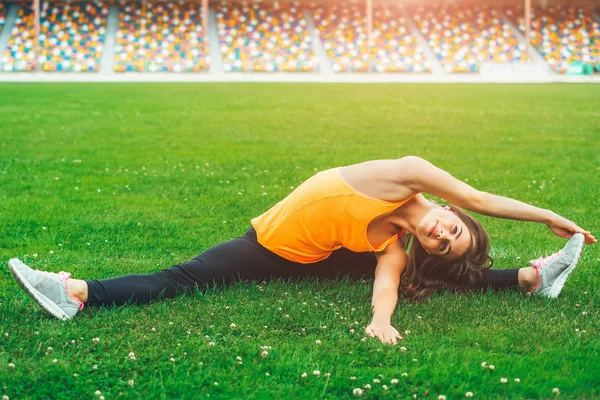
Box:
left=8, top=258, right=84, bottom=320
left=530, top=234, right=585, bottom=298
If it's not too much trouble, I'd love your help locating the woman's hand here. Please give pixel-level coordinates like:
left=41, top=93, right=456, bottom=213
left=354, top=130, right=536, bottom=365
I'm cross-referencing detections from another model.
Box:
left=364, top=320, right=404, bottom=345
left=547, top=213, right=596, bottom=244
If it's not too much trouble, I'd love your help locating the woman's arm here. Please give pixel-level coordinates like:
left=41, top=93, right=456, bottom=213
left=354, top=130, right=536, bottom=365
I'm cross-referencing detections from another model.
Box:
left=397, top=156, right=596, bottom=244
left=365, top=240, right=407, bottom=345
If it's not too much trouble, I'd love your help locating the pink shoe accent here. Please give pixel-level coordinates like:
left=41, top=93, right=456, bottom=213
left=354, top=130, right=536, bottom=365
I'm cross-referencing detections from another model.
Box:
left=58, top=271, right=84, bottom=309
left=530, top=264, right=541, bottom=293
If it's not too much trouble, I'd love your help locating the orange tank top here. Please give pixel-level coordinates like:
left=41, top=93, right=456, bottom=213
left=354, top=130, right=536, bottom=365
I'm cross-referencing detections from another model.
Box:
left=251, top=168, right=414, bottom=264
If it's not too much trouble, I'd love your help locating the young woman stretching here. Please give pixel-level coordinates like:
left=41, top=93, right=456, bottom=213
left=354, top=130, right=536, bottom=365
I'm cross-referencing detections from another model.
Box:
left=8, top=157, right=595, bottom=344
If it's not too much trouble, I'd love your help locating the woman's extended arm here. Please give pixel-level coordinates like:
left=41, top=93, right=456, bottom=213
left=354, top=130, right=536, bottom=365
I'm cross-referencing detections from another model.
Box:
left=365, top=240, right=407, bottom=345
left=397, top=156, right=596, bottom=244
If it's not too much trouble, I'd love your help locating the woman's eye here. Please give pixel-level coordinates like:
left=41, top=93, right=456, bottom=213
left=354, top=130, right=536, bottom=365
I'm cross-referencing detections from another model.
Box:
left=440, top=244, right=447, bottom=251
left=452, top=226, right=458, bottom=234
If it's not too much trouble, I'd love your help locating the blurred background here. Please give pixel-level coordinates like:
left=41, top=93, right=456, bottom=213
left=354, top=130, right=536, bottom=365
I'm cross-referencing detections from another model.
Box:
left=0, top=0, right=598, bottom=81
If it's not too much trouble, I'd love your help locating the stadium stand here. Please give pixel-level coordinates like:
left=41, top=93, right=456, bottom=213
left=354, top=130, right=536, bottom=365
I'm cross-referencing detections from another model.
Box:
left=114, top=1, right=207, bottom=72
left=506, top=6, right=600, bottom=73
left=39, top=1, right=108, bottom=72
left=215, top=0, right=317, bottom=72
left=2, top=2, right=35, bottom=72
left=413, top=6, right=524, bottom=73
left=312, top=3, right=429, bottom=73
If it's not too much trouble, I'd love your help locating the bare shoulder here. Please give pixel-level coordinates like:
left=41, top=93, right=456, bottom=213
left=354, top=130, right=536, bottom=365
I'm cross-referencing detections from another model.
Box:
left=337, top=157, right=423, bottom=201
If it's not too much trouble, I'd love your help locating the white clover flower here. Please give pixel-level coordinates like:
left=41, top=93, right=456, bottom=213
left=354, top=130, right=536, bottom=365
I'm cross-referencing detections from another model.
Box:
left=361, top=337, right=367, bottom=342
left=214, top=382, right=219, bottom=386
left=92, top=338, right=100, bottom=344
left=313, top=370, right=320, bottom=376
left=325, top=373, right=331, bottom=378
left=353, top=388, right=363, bottom=396
left=481, top=361, right=488, bottom=368
left=439, top=396, right=447, bottom=400
left=315, top=340, right=322, bottom=345
left=465, top=392, right=473, bottom=398
left=170, top=358, right=175, bottom=362
left=514, top=378, right=521, bottom=383
left=128, top=380, right=134, bottom=386
left=400, top=346, right=407, bottom=352
left=261, top=351, right=268, bottom=358
left=489, top=365, right=495, bottom=371
left=401, top=372, right=408, bottom=377
left=301, top=372, right=307, bottom=378
left=350, top=376, right=356, bottom=380
left=94, top=391, right=102, bottom=396
left=364, top=384, right=371, bottom=390
left=128, top=352, right=136, bottom=360
left=236, top=356, right=242, bottom=361
left=373, top=379, right=380, bottom=383
left=230, top=323, right=236, bottom=328
left=99, top=397, right=105, bottom=400
left=33, top=254, right=38, bottom=258
left=47, top=346, right=53, bottom=352
left=391, top=378, right=399, bottom=384
left=53, top=359, right=58, bottom=364
left=501, top=378, right=508, bottom=383
left=552, top=388, right=560, bottom=395
left=349, top=329, right=355, bottom=334
left=265, top=372, right=270, bottom=376
left=582, top=311, right=588, bottom=316
left=8, top=363, right=15, bottom=369
left=169, top=322, right=173, bottom=325
left=382, top=385, right=388, bottom=390
left=209, top=342, right=215, bottom=347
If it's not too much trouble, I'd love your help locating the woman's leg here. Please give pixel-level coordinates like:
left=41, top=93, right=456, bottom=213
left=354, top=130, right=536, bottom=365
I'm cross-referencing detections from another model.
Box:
left=469, top=267, right=536, bottom=292
left=80, top=229, right=298, bottom=307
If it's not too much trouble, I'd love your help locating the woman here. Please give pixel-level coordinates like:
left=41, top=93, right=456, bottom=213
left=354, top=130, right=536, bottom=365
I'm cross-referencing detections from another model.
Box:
left=8, top=156, right=595, bottom=344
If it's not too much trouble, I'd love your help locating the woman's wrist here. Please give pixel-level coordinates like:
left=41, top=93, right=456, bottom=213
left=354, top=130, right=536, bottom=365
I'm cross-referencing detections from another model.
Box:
left=541, top=209, right=556, bottom=225
left=371, top=313, right=391, bottom=325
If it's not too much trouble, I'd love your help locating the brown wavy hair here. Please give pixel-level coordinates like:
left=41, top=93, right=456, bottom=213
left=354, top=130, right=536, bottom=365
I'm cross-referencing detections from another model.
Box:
left=400, top=204, right=493, bottom=301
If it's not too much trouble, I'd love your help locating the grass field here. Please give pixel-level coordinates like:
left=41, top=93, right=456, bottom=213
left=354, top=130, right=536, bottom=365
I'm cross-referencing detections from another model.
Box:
left=0, top=83, right=599, bottom=399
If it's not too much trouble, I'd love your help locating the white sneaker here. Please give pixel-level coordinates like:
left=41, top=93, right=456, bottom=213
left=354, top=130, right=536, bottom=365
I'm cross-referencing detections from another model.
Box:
left=8, top=258, right=83, bottom=320
left=532, top=234, right=585, bottom=298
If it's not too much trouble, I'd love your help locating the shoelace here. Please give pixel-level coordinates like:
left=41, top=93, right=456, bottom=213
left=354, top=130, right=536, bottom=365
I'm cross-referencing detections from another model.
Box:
left=36, top=270, right=72, bottom=280
left=530, top=250, right=563, bottom=272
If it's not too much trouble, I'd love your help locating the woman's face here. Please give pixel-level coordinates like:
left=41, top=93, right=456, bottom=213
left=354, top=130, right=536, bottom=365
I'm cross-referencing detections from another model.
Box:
left=416, top=206, right=472, bottom=261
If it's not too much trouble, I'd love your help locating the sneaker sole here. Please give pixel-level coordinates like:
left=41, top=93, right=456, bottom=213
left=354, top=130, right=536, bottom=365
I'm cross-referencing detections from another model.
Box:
left=548, top=236, right=585, bottom=298
left=8, top=259, right=71, bottom=320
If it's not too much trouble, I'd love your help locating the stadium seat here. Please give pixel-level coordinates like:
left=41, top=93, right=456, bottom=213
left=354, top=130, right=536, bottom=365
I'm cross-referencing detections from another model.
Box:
left=216, top=0, right=317, bottom=72
left=414, top=6, right=523, bottom=73
left=1, top=3, right=35, bottom=72
left=114, top=1, right=208, bottom=73
left=312, top=3, right=429, bottom=73
left=1, top=1, right=107, bottom=72
left=39, top=1, right=107, bottom=72
left=506, top=6, right=600, bottom=73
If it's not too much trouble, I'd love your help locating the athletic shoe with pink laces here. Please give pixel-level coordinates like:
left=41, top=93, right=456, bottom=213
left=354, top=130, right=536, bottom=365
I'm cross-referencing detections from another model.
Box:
left=531, top=234, right=585, bottom=298
left=8, top=258, right=83, bottom=320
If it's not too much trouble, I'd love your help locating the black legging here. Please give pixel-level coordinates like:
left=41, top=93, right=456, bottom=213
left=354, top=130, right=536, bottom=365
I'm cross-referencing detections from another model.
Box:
left=85, top=228, right=519, bottom=307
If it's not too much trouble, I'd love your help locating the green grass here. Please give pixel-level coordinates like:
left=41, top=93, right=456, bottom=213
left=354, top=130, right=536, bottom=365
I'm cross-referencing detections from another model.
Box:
left=0, top=83, right=599, bottom=399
